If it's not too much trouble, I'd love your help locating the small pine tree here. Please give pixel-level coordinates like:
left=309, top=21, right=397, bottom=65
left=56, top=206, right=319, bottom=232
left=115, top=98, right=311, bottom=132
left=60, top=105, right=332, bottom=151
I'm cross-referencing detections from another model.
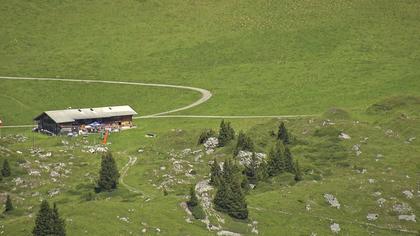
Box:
left=267, top=142, right=285, bottom=176
left=187, top=185, right=198, bottom=208
left=257, top=160, right=269, bottom=182
left=51, top=203, right=66, bottom=236
left=197, top=129, right=216, bottom=144
left=96, top=152, right=120, bottom=192
left=245, top=152, right=258, bottom=184
left=278, top=122, right=290, bottom=144
left=33, top=200, right=53, bottom=236
left=209, top=159, right=222, bottom=187
left=214, top=158, right=248, bottom=219
left=284, top=146, right=294, bottom=173
left=234, top=131, right=254, bottom=156
left=229, top=180, right=248, bottom=219
left=2, top=159, right=11, bottom=177
left=218, top=120, right=235, bottom=147
left=4, top=195, right=13, bottom=213
left=294, top=161, right=303, bottom=182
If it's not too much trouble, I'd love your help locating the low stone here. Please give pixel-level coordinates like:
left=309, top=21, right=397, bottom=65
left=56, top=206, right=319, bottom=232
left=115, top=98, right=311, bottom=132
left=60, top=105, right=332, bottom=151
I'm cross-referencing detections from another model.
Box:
left=398, top=215, right=416, bottom=222
left=338, top=132, right=351, bottom=140
left=367, top=213, right=379, bottom=221
left=402, top=190, right=414, bottom=199
left=324, top=193, right=340, bottom=209
left=330, top=223, right=340, bottom=234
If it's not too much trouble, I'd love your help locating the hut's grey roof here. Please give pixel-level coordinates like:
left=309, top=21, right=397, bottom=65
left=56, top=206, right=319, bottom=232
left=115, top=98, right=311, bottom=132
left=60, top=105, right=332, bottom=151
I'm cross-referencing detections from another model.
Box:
left=34, top=105, right=138, bottom=123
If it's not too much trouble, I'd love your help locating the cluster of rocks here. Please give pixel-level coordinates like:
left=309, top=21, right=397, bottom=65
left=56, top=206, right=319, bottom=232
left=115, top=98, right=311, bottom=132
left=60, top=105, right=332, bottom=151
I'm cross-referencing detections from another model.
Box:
left=324, top=194, right=340, bottom=209
left=82, top=145, right=108, bottom=153
left=236, top=151, right=266, bottom=167
left=352, top=144, right=362, bottom=157
left=204, top=137, right=218, bottom=154
left=330, top=223, right=340, bottom=234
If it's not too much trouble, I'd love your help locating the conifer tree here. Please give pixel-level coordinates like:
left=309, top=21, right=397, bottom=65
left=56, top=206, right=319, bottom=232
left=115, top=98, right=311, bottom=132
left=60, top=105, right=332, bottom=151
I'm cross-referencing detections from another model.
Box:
left=267, top=142, right=285, bottom=176
left=257, top=161, right=269, bottom=181
left=209, top=159, right=222, bottom=187
left=4, top=195, right=13, bottom=213
left=294, top=161, right=303, bottom=182
left=245, top=152, right=258, bottom=184
left=96, top=152, right=120, bottom=192
left=218, top=120, right=235, bottom=147
left=51, top=203, right=66, bottom=236
left=234, top=131, right=254, bottom=156
left=284, top=146, right=294, bottom=173
left=198, top=129, right=216, bottom=144
left=214, top=158, right=248, bottom=219
left=33, top=200, right=66, bottom=236
left=278, top=122, right=290, bottom=144
left=229, top=179, right=248, bottom=219
left=2, top=159, right=11, bottom=177
left=33, top=200, right=53, bottom=236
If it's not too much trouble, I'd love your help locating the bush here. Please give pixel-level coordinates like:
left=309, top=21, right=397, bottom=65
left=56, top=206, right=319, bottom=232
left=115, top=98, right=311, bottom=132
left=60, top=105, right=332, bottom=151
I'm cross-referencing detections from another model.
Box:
left=197, top=129, right=216, bottom=144
left=190, top=205, right=205, bottom=220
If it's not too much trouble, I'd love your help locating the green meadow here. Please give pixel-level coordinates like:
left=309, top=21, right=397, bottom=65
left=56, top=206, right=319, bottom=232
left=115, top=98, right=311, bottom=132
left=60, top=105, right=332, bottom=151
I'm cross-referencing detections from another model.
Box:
left=0, top=0, right=419, bottom=235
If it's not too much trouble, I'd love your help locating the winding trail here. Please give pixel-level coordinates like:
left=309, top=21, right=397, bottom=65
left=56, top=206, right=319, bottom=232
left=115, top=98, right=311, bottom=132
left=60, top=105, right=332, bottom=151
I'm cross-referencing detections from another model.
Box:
left=0, top=75, right=212, bottom=117
left=119, top=156, right=146, bottom=195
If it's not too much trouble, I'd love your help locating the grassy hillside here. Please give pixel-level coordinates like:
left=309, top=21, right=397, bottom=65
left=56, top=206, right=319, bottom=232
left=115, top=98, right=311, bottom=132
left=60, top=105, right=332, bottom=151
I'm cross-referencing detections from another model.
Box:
left=0, top=1, right=419, bottom=235
left=1, top=0, right=420, bottom=120
left=1, top=99, right=419, bottom=235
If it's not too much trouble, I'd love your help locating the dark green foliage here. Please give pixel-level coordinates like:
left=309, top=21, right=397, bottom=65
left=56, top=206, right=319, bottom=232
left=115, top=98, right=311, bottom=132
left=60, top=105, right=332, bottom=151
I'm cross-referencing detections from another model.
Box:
left=244, top=152, right=258, bottom=184
left=96, top=152, right=120, bottom=192
left=197, top=129, right=216, bottom=144
left=187, top=186, right=198, bottom=208
left=257, top=161, right=269, bottom=181
left=33, top=200, right=65, bottom=236
left=2, top=159, right=11, bottom=177
left=277, top=122, right=290, bottom=144
left=218, top=120, right=235, bottom=147
left=209, top=159, right=222, bottom=187
left=284, top=146, right=295, bottom=173
left=190, top=205, right=205, bottom=220
left=187, top=185, right=205, bottom=220
left=214, top=158, right=248, bottom=219
left=267, top=142, right=285, bottom=176
left=51, top=203, right=66, bottom=236
left=4, top=195, right=13, bottom=213
left=33, top=200, right=52, bottom=236
left=294, top=161, right=303, bottom=182
left=234, top=131, right=254, bottom=156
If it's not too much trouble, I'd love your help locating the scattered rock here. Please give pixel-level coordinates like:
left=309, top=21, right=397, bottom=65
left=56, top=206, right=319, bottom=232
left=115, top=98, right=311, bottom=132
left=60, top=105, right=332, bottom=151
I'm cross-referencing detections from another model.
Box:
left=352, top=144, right=362, bottom=156
left=330, top=223, right=340, bottom=234
left=324, top=194, right=340, bottom=209
left=338, top=132, right=351, bottom=140
left=393, top=203, right=412, bottom=214
left=204, top=137, right=218, bottom=154
left=237, top=151, right=266, bottom=166
left=402, top=190, right=414, bottom=199
left=398, top=215, right=416, bottom=222
left=367, top=213, right=379, bottom=221
left=217, top=231, right=241, bottom=236
left=377, top=198, right=386, bottom=207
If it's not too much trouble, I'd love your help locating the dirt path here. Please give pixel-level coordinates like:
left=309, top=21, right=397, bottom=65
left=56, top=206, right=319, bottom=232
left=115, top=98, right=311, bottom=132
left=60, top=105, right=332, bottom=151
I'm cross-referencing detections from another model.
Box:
left=0, top=75, right=212, bottom=117
left=119, top=156, right=147, bottom=196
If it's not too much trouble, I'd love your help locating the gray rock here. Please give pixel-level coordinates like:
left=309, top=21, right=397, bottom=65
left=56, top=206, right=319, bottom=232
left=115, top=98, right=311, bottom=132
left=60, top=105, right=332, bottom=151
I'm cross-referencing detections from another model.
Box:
left=367, top=213, right=379, bottom=221
left=330, top=223, right=340, bottom=234
left=398, top=214, right=416, bottom=222
left=324, top=194, right=340, bottom=209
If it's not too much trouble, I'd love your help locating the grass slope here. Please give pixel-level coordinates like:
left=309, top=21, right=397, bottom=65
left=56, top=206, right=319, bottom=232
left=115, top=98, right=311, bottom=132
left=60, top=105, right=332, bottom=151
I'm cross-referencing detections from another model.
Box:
left=1, top=0, right=420, bottom=118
